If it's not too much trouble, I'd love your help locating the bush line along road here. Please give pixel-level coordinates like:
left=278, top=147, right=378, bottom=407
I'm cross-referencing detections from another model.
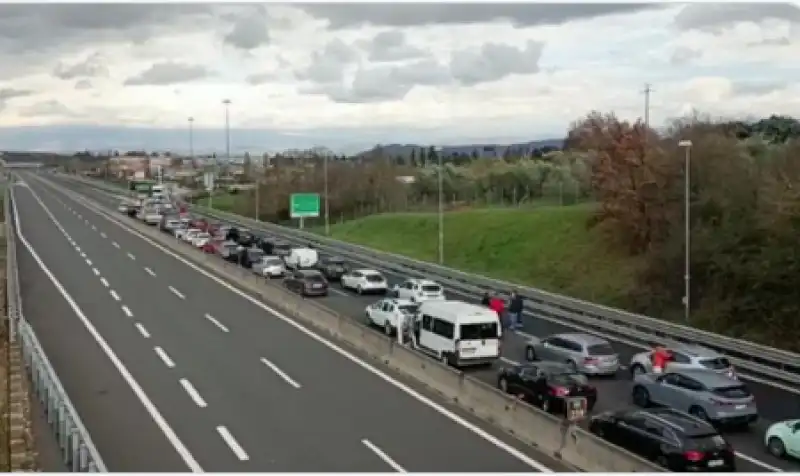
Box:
left=66, top=171, right=800, bottom=472
left=11, top=169, right=800, bottom=472
left=12, top=170, right=571, bottom=472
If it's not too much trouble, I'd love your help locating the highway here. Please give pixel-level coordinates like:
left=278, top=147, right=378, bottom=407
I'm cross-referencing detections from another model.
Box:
left=45, top=171, right=800, bottom=473
left=12, top=170, right=568, bottom=472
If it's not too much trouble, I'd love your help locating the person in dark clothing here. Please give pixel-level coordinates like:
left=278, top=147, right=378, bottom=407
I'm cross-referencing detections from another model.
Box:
left=481, top=292, right=491, bottom=307
left=507, top=290, right=524, bottom=330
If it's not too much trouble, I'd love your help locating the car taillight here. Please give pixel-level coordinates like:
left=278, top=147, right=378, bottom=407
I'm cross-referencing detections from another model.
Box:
left=550, top=386, right=570, bottom=397
left=584, top=357, right=598, bottom=365
left=710, top=398, right=734, bottom=406
left=684, top=450, right=704, bottom=462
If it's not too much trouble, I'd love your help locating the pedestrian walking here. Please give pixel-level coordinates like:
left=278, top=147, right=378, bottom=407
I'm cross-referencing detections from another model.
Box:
left=507, top=290, right=524, bottom=330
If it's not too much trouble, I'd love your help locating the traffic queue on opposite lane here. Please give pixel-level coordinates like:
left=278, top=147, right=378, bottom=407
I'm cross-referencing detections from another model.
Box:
left=118, top=200, right=800, bottom=471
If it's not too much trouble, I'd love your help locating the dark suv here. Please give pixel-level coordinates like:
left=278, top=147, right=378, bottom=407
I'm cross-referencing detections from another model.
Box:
left=589, top=407, right=736, bottom=472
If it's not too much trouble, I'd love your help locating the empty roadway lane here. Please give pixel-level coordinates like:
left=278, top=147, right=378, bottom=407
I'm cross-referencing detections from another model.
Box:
left=21, top=171, right=567, bottom=472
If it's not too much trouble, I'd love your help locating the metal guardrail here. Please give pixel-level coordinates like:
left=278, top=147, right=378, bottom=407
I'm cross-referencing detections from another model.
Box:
left=6, top=184, right=106, bottom=471
left=71, top=175, right=800, bottom=386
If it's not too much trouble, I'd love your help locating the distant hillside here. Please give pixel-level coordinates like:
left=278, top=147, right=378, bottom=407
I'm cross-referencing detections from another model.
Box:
left=356, top=138, right=564, bottom=160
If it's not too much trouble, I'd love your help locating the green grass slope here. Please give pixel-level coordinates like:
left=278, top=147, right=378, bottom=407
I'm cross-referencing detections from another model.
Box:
left=320, top=205, right=643, bottom=308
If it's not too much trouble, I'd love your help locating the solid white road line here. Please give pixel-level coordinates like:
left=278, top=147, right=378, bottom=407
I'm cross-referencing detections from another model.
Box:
left=362, top=439, right=406, bottom=473
left=122, top=305, right=133, bottom=318
left=135, top=323, right=151, bottom=338
left=154, top=346, right=176, bottom=368
left=168, top=286, right=185, bottom=300
left=37, top=176, right=557, bottom=472
left=216, top=426, right=249, bottom=461
left=110, top=290, right=121, bottom=301
left=112, top=241, right=120, bottom=248
left=127, top=252, right=136, bottom=260
left=179, top=379, right=206, bottom=408
left=260, top=358, right=301, bottom=389
left=100, top=277, right=109, bottom=287
left=144, top=267, right=157, bottom=277
left=10, top=184, right=203, bottom=472
left=204, top=313, right=229, bottom=333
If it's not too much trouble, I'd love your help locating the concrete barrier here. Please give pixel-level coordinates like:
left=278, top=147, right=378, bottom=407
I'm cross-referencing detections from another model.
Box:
left=57, top=186, right=663, bottom=473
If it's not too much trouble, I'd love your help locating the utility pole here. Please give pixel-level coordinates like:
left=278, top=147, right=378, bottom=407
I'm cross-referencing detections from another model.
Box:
left=188, top=117, right=194, bottom=160
left=678, top=140, right=693, bottom=324
left=436, top=146, right=444, bottom=264
left=222, top=99, right=231, bottom=164
left=324, top=152, right=330, bottom=235
left=643, top=83, right=653, bottom=130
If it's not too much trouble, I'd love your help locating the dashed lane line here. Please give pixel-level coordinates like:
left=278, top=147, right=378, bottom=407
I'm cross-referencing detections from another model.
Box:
left=144, top=267, right=157, bottom=277
left=168, top=286, right=185, bottom=300
left=260, top=358, right=301, bottom=389
left=362, top=439, right=406, bottom=473
left=179, top=379, right=207, bottom=408
left=122, top=305, right=133, bottom=318
left=112, top=241, right=120, bottom=248
left=154, top=346, right=175, bottom=368
left=216, top=426, right=248, bottom=461
left=204, top=314, right=229, bottom=333
left=110, top=290, right=121, bottom=301
left=100, top=277, right=109, bottom=287
left=127, top=252, right=136, bottom=260
left=135, top=322, right=150, bottom=338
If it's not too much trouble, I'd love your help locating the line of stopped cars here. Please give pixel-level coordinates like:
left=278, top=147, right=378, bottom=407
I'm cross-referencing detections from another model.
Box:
left=118, top=200, right=800, bottom=470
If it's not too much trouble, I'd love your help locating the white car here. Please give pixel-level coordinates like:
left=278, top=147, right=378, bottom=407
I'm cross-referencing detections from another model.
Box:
left=252, top=256, right=286, bottom=278
left=182, top=228, right=201, bottom=243
left=392, top=278, right=445, bottom=302
left=191, top=232, right=212, bottom=247
left=117, top=202, right=131, bottom=213
left=341, top=269, right=388, bottom=295
left=366, top=298, right=419, bottom=336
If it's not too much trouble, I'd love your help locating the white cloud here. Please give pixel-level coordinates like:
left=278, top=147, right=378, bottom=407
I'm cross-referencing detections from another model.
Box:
left=0, top=3, right=797, bottom=152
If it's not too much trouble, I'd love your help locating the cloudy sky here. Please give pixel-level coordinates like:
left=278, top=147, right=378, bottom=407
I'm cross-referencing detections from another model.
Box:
left=0, top=2, right=798, bottom=154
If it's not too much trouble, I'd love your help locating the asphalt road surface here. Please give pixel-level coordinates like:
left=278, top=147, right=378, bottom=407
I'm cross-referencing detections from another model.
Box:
left=13, top=171, right=567, bottom=472
left=44, top=171, right=800, bottom=473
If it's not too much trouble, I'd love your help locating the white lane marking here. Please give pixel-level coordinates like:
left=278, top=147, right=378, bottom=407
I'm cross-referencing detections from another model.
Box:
left=75, top=246, right=81, bottom=253
left=85, top=259, right=92, bottom=266
left=122, top=305, right=133, bottom=317
left=110, top=290, right=120, bottom=301
left=92, top=267, right=100, bottom=276
left=260, top=358, right=301, bottom=389
left=37, top=178, right=555, bottom=473
left=144, top=267, right=157, bottom=277
left=362, top=439, right=406, bottom=473
left=154, top=346, right=175, bottom=368
left=79, top=251, right=86, bottom=258
left=204, top=313, right=229, bottom=333
left=216, top=426, right=248, bottom=461
left=127, top=252, right=136, bottom=260
left=100, top=277, right=109, bottom=287
left=77, top=213, right=82, bottom=219
left=91, top=224, right=97, bottom=231
left=100, top=232, right=106, bottom=238
left=179, top=379, right=206, bottom=408
left=736, top=452, right=782, bottom=472
left=168, top=286, right=185, bottom=300
left=9, top=184, right=203, bottom=472
left=330, top=288, right=350, bottom=297
left=135, top=322, right=151, bottom=338
left=112, top=241, right=120, bottom=248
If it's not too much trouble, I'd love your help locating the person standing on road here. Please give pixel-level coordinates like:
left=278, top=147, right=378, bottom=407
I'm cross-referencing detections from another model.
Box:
left=507, top=290, right=524, bottom=330
left=489, top=294, right=506, bottom=327
left=481, top=291, right=491, bottom=307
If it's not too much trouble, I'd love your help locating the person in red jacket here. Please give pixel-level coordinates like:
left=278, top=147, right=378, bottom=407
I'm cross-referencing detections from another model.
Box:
left=489, top=294, right=506, bottom=326
left=652, top=345, right=672, bottom=374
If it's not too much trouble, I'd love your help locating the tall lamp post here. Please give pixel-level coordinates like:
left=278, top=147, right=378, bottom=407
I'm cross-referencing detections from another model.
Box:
left=324, top=151, right=330, bottom=235
left=222, top=99, right=231, bottom=163
left=188, top=116, right=194, bottom=160
left=436, top=146, right=444, bottom=264
left=678, top=139, right=693, bottom=324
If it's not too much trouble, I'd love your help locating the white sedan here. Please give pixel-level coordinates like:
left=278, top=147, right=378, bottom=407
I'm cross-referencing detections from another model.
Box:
left=182, top=228, right=201, bottom=243
left=366, top=298, right=418, bottom=336
left=392, top=278, right=445, bottom=302
left=341, top=269, right=389, bottom=295
left=191, top=232, right=212, bottom=247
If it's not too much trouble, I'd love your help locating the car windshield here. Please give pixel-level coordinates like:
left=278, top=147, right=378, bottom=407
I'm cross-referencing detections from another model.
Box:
left=365, top=274, right=384, bottom=282
left=398, top=304, right=419, bottom=314
left=550, top=373, right=589, bottom=386
left=305, top=273, right=325, bottom=283
left=329, top=258, right=345, bottom=265
left=711, top=385, right=751, bottom=399
left=196, top=233, right=210, bottom=239
left=167, top=221, right=180, bottom=226
left=699, top=357, right=732, bottom=370
left=460, top=322, right=499, bottom=340
left=248, top=249, right=264, bottom=259
left=274, top=243, right=291, bottom=251
left=422, top=284, right=442, bottom=293
left=587, top=343, right=615, bottom=356
left=265, top=258, right=283, bottom=266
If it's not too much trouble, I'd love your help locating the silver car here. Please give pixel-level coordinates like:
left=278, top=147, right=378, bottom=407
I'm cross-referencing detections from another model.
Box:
left=629, top=343, right=737, bottom=380
left=252, top=256, right=286, bottom=278
left=632, top=368, right=758, bottom=427
left=524, top=333, right=620, bottom=376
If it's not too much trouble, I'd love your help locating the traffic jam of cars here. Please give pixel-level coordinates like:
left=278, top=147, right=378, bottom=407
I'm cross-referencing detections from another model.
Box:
left=119, top=197, right=798, bottom=472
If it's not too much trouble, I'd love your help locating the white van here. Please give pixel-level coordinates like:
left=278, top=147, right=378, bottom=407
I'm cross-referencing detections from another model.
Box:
left=412, top=300, right=501, bottom=367
left=284, top=247, right=319, bottom=269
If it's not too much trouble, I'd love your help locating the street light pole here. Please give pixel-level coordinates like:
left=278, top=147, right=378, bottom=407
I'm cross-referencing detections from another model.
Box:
left=678, top=139, right=693, bottom=324
left=222, top=99, right=231, bottom=163
left=324, top=152, right=330, bottom=235
left=436, top=146, right=444, bottom=264
left=188, top=116, right=194, bottom=160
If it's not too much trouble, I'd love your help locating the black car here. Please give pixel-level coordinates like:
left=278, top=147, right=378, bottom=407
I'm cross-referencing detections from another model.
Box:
left=589, top=408, right=736, bottom=472
left=263, top=238, right=292, bottom=257
left=318, top=256, right=348, bottom=281
left=236, top=229, right=254, bottom=247
left=127, top=205, right=140, bottom=218
left=237, top=247, right=265, bottom=269
left=226, top=226, right=240, bottom=242
left=284, top=270, right=328, bottom=297
left=497, top=362, right=597, bottom=414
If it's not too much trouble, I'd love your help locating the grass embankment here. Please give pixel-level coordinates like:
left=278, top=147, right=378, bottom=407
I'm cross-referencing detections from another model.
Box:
left=320, top=205, right=643, bottom=308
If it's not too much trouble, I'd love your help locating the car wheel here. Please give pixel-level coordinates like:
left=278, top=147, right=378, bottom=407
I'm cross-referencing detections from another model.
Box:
left=632, top=385, right=651, bottom=407
left=689, top=405, right=710, bottom=422
left=630, top=364, right=646, bottom=378
left=768, top=437, right=786, bottom=458
left=498, top=377, right=508, bottom=393
left=384, top=321, right=392, bottom=336
left=525, top=346, right=536, bottom=361
left=655, top=455, right=669, bottom=469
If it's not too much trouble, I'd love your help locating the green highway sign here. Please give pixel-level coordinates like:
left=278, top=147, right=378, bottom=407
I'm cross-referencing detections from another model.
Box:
left=290, top=193, right=320, bottom=218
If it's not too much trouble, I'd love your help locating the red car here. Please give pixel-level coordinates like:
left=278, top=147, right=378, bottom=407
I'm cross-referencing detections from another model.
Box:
left=200, top=239, right=221, bottom=254
left=190, top=218, right=209, bottom=232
